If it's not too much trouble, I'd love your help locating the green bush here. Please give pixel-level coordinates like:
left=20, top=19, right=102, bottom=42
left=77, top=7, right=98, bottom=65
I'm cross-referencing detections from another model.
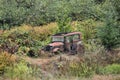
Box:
left=0, top=52, right=41, bottom=80
left=57, top=11, right=73, bottom=33
left=76, top=19, right=100, bottom=43
left=0, top=0, right=96, bottom=29
left=0, top=24, right=56, bottom=57
left=68, top=61, right=95, bottom=77
left=102, top=64, right=120, bottom=74
left=0, top=52, right=16, bottom=74
left=0, top=0, right=120, bottom=30
left=97, top=21, right=120, bottom=50
left=4, top=59, right=41, bottom=80
left=5, top=60, right=32, bottom=79
left=96, top=0, right=120, bottom=50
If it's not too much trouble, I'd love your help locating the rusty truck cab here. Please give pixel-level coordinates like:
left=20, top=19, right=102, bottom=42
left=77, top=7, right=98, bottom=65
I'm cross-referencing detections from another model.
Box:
left=44, top=32, right=83, bottom=54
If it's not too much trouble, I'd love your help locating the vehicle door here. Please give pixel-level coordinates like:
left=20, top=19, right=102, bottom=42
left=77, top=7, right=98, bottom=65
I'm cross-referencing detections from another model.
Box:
left=65, top=35, right=73, bottom=51
left=71, top=34, right=80, bottom=52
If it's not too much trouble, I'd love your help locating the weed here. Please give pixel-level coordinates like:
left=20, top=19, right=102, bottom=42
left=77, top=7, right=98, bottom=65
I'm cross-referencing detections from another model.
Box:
left=0, top=52, right=16, bottom=74
left=102, top=64, right=120, bottom=74
left=68, top=61, right=95, bottom=77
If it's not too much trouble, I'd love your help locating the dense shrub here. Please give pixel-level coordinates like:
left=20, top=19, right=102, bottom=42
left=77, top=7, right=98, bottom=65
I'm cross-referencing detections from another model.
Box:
left=76, top=19, right=102, bottom=43
left=68, top=61, right=95, bottom=77
left=1, top=0, right=119, bottom=29
left=96, top=0, right=120, bottom=50
left=4, top=60, right=32, bottom=80
left=0, top=0, right=95, bottom=29
left=97, top=21, right=120, bottom=50
left=56, top=4, right=73, bottom=33
left=57, top=14, right=73, bottom=33
left=0, top=23, right=57, bottom=56
left=0, top=52, right=16, bottom=74
left=0, top=51, right=41, bottom=79
left=0, top=52, right=41, bottom=80
left=101, top=64, right=120, bottom=74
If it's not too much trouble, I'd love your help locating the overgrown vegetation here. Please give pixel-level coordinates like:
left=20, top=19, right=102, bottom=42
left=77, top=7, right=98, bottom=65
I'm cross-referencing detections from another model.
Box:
left=0, top=52, right=16, bottom=74
left=0, top=0, right=119, bottom=29
left=102, top=64, right=120, bottom=74
left=0, top=0, right=120, bottom=80
left=0, top=23, right=57, bottom=57
left=0, top=52, right=41, bottom=80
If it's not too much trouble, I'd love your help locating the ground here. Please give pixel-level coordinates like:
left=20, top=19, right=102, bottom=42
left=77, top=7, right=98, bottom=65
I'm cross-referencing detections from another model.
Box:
left=23, top=54, right=120, bottom=80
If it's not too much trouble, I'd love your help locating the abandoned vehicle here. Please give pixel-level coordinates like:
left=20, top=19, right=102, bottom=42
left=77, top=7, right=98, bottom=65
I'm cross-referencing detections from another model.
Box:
left=43, top=32, right=84, bottom=54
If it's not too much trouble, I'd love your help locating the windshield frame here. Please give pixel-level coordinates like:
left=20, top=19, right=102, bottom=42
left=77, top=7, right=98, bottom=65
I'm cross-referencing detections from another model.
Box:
left=52, top=36, right=64, bottom=42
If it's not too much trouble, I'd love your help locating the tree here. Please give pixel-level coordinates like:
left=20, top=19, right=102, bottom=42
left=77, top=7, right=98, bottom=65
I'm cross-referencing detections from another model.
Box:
left=77, top=19, right=97, bottom=43
left=97, top=0, right=120, bottom=50
left=56, top=1, right=72, bottom=33
left=97, top=20, right=120, bottom=50
left=0, top=0, right=50, bottom=29
left=111, top=0, right=120, bottom=20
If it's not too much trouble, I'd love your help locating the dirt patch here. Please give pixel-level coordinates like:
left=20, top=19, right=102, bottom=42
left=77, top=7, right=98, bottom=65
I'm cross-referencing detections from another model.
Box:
left=24, top=54, right=82, bottom=69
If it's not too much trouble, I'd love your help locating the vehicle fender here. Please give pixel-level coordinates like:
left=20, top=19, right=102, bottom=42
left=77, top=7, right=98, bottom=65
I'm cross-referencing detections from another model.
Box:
left=53, top=48, right=60, bottom=52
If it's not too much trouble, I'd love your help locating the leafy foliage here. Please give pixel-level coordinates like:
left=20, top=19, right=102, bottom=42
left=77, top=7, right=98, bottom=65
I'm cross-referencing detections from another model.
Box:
left=0, top=0, right=120, bottom=79
left=102, top=64, right=120, bottom=74
left=97, top=21, right=120, bottom=50
left=57, top=13, right=72, bottom=33
left=96, top=0, right=120, bottom=50
left=68, top=61, right=95, bottom=77
left=0, top=23, right=57, bottom=57
left=76, top=19, right=100, bottom=42
left=95, top=0, right=120, bottom=50
left=5, top=60, right=32, bottom=80
left=1, top=0, right=119, bottom=30
left=0, top=52, right=16, bottom=74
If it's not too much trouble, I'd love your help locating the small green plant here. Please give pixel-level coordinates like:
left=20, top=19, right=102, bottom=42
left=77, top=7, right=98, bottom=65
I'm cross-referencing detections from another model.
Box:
left=4, top=59, right=41, bottom=80
left=0, top=52, right=16, bottom=74
left=102, top=64, right=120, bottom=74
left=5, top=60, right=30, bottom=79
left=68, top=61, right=95, bottom=77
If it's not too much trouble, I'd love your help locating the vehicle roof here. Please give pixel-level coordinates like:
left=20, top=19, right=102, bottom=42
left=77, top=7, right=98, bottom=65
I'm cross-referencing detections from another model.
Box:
left=52, top=32, right=81, bottom=37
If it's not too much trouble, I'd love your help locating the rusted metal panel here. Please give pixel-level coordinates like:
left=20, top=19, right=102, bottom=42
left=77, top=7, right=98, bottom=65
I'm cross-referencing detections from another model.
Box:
left=43, top=32, right=84, bottom=54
